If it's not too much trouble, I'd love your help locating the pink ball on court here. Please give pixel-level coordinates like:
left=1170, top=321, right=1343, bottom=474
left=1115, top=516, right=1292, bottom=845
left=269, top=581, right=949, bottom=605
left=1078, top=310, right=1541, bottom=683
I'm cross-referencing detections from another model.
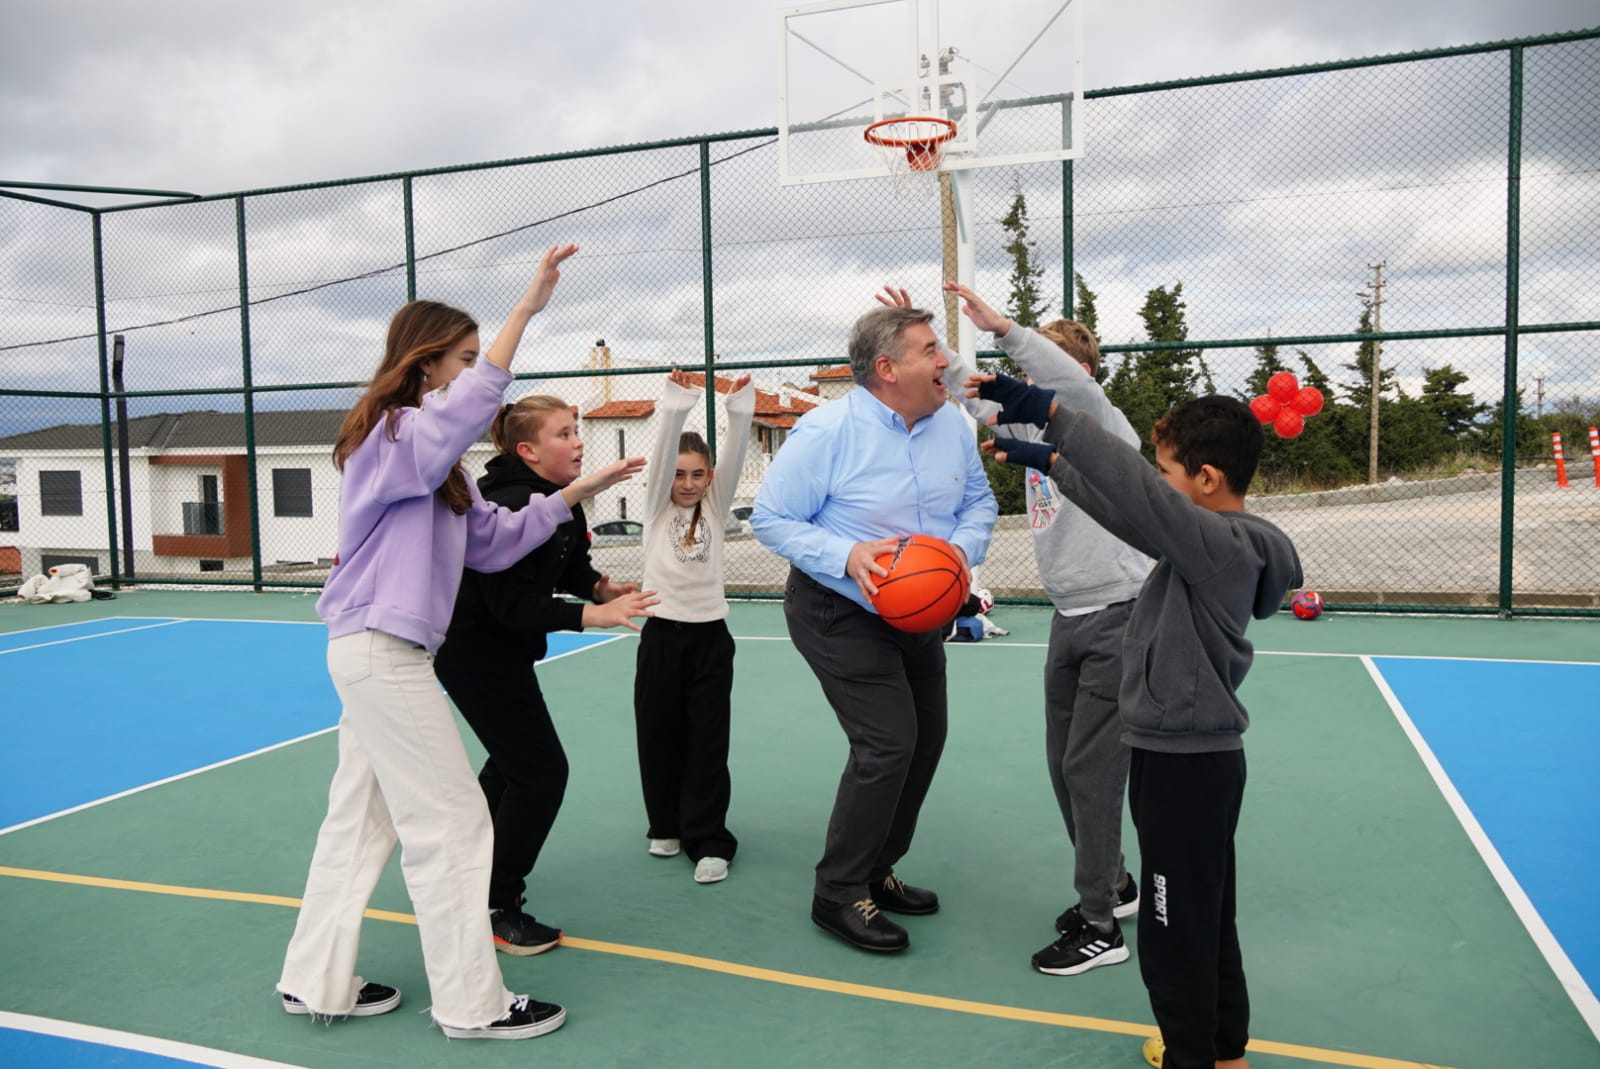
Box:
left=1291, top=590, right=1324, bottom=620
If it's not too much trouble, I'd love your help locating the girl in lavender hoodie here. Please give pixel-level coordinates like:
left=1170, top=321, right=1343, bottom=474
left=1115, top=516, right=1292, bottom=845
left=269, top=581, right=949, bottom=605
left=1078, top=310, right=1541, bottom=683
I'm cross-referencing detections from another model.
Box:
left=277, top=245, right=642, bottom=1042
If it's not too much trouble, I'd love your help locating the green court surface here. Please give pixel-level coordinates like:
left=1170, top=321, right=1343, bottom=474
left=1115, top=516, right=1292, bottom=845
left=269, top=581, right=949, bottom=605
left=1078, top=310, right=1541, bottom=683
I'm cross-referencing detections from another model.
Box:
left=0, top=590, right=1596, bottom=1068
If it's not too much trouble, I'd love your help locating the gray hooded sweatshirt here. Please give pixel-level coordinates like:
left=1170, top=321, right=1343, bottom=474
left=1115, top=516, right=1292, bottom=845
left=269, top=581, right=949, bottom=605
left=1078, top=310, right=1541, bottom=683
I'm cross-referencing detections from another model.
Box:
left=1039, top=406, right=1303, bottom=754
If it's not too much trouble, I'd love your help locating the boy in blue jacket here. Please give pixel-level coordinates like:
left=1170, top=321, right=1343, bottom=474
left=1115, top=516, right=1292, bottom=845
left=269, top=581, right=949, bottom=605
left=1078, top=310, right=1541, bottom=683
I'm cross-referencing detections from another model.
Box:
left=970, top=372, right=1301, bottom=1069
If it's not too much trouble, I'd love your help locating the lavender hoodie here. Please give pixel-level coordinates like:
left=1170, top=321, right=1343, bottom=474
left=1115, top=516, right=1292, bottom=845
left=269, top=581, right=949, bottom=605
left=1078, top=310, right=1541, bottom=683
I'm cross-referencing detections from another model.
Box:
left=316, top=361, right=571, bottom=653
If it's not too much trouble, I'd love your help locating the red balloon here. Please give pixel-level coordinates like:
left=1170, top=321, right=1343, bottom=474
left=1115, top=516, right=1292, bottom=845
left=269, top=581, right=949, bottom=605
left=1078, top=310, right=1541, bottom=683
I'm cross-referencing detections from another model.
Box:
left=1289, top=386, right=1324, bottom=416
left=1273, top=409, right=1305, bottom=438
left=1249, top=395, right=1282, bottom=423
left=1267, top=371, right=1300, bottom=403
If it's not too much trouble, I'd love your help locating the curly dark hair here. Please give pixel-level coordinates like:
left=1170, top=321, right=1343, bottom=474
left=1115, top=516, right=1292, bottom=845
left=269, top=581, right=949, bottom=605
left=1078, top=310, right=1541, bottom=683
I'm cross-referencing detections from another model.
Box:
left=1151, top=395, right=1263, bottom=495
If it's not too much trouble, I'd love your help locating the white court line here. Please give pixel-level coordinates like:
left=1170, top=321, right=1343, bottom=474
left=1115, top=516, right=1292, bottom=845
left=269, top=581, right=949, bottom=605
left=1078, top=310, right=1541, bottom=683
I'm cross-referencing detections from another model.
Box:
left=0, top=618, right=188, bottom=655
left=0, top=726, right=336, bottom=839
left=0, top=1011, right=311, bottom=1069
left=1361, top=655, right=1600, bottom=1043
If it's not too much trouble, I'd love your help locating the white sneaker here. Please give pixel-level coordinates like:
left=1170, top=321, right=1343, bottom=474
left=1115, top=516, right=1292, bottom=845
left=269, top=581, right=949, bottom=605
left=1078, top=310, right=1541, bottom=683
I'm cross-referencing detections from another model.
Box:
left=693, top=857, right=729, bottom=884
left=648, top=838, right=681, bottom=857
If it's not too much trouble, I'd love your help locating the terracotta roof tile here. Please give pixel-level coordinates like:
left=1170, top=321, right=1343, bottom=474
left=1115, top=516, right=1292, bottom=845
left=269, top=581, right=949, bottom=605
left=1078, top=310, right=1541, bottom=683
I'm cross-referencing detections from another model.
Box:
left=582, top=400, right=656, bottom=419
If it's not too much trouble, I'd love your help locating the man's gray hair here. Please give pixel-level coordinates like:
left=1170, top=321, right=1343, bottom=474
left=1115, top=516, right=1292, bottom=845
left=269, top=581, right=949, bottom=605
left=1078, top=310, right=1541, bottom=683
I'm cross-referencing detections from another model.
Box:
left=848, top=306, right=935, bottom=386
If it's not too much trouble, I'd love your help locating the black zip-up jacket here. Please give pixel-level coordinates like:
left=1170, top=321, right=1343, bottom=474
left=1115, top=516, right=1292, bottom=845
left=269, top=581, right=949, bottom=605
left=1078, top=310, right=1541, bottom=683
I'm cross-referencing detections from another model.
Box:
left=440, top=454, right=602, bottom=663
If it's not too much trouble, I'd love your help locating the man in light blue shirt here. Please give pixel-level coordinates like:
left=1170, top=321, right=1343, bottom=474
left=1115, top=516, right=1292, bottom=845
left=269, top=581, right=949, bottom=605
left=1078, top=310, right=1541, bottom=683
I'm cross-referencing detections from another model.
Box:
left=752, top=305, right=997, bottom=953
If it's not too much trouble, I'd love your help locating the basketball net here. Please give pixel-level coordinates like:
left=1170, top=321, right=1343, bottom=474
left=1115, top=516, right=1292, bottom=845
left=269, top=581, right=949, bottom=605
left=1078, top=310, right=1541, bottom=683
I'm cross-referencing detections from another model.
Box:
left=864, top=117, right=958, bottom=199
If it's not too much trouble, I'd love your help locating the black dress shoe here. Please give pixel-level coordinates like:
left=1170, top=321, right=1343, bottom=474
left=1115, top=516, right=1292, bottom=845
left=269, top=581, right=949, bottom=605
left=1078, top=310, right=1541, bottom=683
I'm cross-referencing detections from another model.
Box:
left=870, top=873, right=940, bottom=915
left=811, top=896, right=909, bottom=952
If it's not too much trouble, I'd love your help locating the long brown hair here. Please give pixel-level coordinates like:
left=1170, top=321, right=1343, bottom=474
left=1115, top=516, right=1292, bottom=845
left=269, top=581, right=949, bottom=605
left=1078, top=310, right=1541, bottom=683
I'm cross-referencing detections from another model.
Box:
left=678, top=431, right=711, bottom=549
left=332, top=300, right=478, bottom=514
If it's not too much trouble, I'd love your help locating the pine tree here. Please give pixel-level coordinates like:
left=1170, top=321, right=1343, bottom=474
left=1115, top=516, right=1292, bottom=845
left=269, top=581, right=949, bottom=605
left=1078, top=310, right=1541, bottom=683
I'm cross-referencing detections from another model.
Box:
left=1001, top=180, right=1046, bottom=330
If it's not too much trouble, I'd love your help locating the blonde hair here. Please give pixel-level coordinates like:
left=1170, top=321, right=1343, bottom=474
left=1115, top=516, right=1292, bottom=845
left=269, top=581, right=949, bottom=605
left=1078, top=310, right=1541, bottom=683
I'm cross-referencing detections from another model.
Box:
left=491, top=394, right=572, bottom=455
left=1035, top=319, right=1101, bottom=375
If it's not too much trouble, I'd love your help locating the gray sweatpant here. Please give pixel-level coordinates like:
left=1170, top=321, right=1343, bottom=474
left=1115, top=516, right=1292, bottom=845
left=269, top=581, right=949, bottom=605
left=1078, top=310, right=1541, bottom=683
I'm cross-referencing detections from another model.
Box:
left=1044, top=600, right=1135, bottom=926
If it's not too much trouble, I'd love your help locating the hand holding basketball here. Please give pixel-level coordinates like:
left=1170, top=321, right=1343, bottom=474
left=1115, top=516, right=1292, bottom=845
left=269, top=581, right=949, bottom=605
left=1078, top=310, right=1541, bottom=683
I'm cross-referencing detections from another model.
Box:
left=847, top=536, right=903, bottom=599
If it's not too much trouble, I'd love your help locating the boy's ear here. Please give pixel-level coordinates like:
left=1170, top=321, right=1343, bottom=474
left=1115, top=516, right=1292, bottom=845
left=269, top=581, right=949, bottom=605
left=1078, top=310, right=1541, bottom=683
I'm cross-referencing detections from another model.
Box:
left=515, top=440, right=539, bottom=464
left=1196, top=463, right=1228, bottom=496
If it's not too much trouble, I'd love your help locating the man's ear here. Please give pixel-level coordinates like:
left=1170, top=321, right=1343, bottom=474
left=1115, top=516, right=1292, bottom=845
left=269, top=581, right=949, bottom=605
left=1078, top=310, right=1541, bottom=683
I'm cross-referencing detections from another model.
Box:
left=874, top=353, right=898, bottom=384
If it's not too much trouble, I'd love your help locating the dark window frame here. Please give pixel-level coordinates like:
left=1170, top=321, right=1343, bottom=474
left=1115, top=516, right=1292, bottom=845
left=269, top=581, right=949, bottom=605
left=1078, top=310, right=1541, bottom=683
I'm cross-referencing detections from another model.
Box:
left=40, top=470, right=83, bottom=516
left=271, top=467, right=314, bottom=518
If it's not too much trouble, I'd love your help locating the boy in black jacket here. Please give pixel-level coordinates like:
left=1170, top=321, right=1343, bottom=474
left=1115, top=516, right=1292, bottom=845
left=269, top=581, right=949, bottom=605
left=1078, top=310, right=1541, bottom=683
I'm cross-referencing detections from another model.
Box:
left=435, top=397, right=655, bottom=955
left=970, top=373, right=1301, bottom=1069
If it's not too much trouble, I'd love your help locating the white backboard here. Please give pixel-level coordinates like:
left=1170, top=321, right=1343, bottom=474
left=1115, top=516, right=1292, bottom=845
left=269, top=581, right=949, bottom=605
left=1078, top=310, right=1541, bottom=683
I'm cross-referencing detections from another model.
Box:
left=777, top=0, right=1084, bottom=186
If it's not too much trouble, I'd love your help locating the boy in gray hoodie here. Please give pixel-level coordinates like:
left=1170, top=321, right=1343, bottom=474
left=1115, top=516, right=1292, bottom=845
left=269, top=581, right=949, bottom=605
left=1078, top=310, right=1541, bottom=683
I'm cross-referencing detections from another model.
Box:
left=914, top=283, right=1149, bottom=975
left=972, top=373, right=1301, bottom=1069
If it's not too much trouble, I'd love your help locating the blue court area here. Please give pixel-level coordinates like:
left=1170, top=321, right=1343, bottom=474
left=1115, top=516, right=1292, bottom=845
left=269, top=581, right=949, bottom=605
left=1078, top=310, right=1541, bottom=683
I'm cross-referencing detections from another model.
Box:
left=1372, top=656, right=1600, bottom=998
left=0, top=1025, right=248, bottom=1069
left=0, top=619, right=615, bottom=830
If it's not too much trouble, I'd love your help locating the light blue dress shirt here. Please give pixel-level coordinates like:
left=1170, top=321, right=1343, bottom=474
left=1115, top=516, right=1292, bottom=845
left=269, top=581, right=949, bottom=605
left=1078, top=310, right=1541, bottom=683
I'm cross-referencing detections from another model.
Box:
left=751, top=387, right=998, bottom=611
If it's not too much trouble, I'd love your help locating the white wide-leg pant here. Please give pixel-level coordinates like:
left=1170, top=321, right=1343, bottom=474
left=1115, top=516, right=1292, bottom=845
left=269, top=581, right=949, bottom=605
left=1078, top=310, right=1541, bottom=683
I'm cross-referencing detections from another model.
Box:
left=277, top=629, right=511, bottom=1029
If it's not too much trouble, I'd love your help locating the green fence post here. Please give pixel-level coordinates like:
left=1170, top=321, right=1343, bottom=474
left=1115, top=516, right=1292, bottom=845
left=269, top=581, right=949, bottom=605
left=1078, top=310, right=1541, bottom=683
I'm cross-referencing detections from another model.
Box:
left=91, top=212, right=122, bottom=586
left=1497, top=45, right=1524, bottom=619
left=403, top=176, right=417, bottom=301
left=700, top=140, right=717, bottom=461
left=236, top=196, right=264, bottom=591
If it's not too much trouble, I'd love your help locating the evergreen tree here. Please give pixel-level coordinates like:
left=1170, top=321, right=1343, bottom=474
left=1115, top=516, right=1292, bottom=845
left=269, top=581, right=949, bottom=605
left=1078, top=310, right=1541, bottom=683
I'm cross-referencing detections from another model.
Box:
left=1073, top=272, right=1099, bottom=336
left=1420, top=365, right=1485, bottom=438
left=1001, top=180, right=1046, bottom=330
left=1242, top=342, right=1290, bottom=400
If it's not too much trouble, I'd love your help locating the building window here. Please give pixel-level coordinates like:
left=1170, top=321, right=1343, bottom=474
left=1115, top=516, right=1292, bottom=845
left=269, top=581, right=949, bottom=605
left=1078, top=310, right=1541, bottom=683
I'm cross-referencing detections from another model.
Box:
left=199, top=559, right=224, bottom=572
left=42, top=553, right=99, bottom=574
left=40, top=470, right=83, bottom=516
left=616, top=429, right=626, bottom=458
left=272, top=468, right=313, bottom=517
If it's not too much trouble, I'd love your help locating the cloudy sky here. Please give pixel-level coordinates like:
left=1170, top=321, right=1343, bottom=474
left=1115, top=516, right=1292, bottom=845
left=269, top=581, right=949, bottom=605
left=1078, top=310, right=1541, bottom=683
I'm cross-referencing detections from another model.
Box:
left=1, top=0, right=1597, bottom=432
left=4, top=0, right=1593, bottom=196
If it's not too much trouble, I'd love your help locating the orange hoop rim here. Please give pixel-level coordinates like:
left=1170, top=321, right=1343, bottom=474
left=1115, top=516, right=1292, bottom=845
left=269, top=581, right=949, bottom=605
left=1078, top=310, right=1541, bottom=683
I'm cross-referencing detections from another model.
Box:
left=862, top=116, right=958, bottom=149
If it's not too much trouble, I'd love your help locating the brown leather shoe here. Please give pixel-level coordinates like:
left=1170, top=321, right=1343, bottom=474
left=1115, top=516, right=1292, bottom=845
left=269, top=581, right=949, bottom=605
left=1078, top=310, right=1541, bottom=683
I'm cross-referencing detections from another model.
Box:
left=870, top=873, right=940, bottom=915
left=811, top=896, right=909, bottom=952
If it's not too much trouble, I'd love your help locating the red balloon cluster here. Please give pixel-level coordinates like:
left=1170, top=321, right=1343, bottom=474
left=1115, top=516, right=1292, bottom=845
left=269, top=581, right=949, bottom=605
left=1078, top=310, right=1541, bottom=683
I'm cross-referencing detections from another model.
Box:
left=1250, top=372, right=1324, bottom=438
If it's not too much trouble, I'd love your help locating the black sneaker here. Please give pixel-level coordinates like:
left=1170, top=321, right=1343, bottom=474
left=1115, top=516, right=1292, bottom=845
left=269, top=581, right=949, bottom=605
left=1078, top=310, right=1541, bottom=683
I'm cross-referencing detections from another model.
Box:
left=1113, top=873, right=1140, bottom=920
left=440, top=994, right=567, bottom=1040
left=1032, top=916, right=1129, bottom=976
left=282, top=980, right=401, bottom=1017
left=491, top=908, right=562, bottom=956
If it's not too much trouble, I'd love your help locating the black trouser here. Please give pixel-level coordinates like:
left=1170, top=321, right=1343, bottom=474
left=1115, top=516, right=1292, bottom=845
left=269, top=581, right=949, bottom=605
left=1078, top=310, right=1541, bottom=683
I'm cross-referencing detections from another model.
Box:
left=1129, top=747, right=1249, bottom=1069
left=433, top=644, right=568, bottom=913
left=784, top=567, right=948, bottom=906
left=632, top=617, right=738, bottom=863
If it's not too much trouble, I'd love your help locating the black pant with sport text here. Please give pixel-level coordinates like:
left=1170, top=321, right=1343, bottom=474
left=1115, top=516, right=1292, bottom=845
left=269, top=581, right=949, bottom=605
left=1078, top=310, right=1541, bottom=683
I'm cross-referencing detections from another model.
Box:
left=632, top=617, right=738, bottom=862
left=432, top=645, right=568, bottom=913
left=1129, top=747, right=1249, bottom=1069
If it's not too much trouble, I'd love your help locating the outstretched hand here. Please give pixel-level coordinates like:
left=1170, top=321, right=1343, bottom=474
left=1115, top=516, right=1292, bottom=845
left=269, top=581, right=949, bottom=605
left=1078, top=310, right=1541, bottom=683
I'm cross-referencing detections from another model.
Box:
left=963, top=372, right=1056, bottom=427
left=942, top=282, right=1011, bottom=336
left=875, top=285, right=913, bottom=309
left=563, top=456, right=646, bottom=505
left=586, top=588, right=660, bottom=631
left=517, top=243, right=580, bottom=316
left=592, top=574, right=639, bottom=603
left=980, top=436, right=1058, bottom=471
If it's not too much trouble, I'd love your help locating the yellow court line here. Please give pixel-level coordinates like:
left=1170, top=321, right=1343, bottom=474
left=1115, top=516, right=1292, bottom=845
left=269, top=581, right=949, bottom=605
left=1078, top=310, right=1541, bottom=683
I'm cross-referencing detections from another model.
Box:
left=0, top=865, right=1454, bottom=1069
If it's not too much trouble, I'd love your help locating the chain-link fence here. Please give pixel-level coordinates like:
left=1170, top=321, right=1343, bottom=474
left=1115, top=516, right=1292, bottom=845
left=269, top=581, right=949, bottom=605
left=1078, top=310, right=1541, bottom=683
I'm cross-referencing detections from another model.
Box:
left=2, top=29, right=1597, bottom=614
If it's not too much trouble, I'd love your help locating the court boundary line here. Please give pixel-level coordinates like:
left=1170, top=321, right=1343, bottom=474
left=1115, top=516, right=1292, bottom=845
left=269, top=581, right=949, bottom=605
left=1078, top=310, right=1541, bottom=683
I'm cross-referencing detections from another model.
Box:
left=0, top=618, right=187, bottom=656
left=0, top=1011, right=311, bottom=1069
left=1362, top=656, right=1600, bottom=1043
left=0, top=864, right=1458, bottom=1069
left=0, top=727, right=337, bottom=839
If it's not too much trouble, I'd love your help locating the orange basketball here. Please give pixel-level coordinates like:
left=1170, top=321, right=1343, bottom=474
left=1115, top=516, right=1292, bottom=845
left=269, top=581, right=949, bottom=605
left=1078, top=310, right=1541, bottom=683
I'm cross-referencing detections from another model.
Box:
left=868, top=535, right=968, bottom=633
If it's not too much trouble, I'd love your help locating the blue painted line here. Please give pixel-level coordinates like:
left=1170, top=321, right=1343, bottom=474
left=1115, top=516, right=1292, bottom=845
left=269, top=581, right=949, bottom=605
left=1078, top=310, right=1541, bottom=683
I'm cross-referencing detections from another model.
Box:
left=0, top=1027, right=229, bottom=1068
left=1373, top=657, right=1600, bottom=997
left=0, top=618, right=179, bottom=654
left=0, top=622, right=620, bottom=829
left=541, top=630, right=617, bottom=660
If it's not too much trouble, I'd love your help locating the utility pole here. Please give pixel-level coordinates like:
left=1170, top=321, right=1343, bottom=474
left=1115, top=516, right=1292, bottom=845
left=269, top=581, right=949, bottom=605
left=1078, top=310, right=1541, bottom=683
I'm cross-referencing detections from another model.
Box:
left=1357, top=261, right=1386, bottom=484
left=1534, top=373, right=1545, bottom=418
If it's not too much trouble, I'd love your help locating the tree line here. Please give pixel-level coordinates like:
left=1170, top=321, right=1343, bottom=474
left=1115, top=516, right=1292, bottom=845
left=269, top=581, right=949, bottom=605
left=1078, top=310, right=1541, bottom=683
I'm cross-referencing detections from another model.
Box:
left=975, top=186, right=1598, bottom=512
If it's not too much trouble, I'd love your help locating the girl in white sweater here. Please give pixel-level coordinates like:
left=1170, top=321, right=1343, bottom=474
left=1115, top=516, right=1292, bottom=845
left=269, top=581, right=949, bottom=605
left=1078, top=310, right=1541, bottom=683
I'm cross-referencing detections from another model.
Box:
left=633, top=369, right=754, bottom=884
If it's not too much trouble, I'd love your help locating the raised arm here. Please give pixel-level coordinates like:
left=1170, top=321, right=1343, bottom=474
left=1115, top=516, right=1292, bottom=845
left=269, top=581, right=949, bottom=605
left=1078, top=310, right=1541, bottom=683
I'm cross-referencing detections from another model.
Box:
left=484, top=244, right=579, bottom=372
left=646, top=371, right=701, bottom=520
left=708, top=375, right=755, bottom=518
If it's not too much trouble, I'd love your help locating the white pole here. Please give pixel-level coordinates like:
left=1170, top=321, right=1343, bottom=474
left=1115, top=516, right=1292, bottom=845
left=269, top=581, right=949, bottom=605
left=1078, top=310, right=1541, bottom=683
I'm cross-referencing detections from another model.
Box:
left=952, top=168, right=977, bottom=363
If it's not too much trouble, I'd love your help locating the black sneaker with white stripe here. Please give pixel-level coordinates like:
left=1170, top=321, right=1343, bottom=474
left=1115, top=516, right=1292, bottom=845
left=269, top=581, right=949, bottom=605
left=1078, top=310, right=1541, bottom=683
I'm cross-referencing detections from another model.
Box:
left=439, top=994, right=566, bottom=1040
left=1112, top=872, right=1140, bottom=920
left=1032, top=910, right=1129, bottom=976
left=281, top=981, right=401, bottom=1017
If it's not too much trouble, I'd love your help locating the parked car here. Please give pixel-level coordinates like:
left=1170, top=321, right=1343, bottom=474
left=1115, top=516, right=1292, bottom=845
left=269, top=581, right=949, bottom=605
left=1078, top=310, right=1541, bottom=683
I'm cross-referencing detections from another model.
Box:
left=589, top=519, right=644, bottom=546
left=731, top=505, right=754, bottom=536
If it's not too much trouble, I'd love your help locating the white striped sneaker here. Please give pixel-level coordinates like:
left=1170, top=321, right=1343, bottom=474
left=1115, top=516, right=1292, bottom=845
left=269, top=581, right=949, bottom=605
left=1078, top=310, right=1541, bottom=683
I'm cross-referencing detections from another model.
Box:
left=1031, top=916, right=1130, bottom=976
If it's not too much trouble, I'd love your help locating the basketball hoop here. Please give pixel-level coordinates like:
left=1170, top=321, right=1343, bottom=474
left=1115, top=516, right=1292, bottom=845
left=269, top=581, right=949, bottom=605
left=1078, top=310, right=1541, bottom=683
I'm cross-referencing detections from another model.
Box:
left=864, top=117, right=958, bottom=198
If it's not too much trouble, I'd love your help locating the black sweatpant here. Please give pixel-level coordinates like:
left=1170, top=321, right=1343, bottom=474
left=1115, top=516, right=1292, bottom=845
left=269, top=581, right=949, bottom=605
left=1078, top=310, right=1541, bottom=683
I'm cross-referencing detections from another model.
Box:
left=632, top=617, right=738, bottom=863
left=1128, top=747, right=1249, bottom=1069
left=783, top=567, right=947, bottom=906
left=432, top=645, right=568, bottom=913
